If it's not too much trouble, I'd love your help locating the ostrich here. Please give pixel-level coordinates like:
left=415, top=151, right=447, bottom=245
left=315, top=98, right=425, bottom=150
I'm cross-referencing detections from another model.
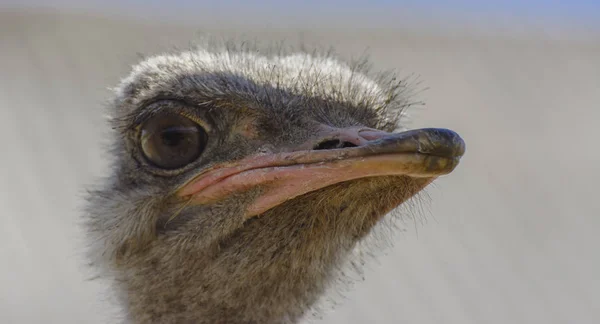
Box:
left=84, top=42, right=465, bottom=324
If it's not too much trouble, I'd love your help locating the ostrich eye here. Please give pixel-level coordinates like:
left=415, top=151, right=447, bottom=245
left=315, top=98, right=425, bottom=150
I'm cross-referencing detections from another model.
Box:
left=140, top=113, right=208, bottom=170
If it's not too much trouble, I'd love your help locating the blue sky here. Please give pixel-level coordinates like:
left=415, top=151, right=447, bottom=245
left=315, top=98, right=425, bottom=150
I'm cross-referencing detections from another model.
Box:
left=124, top=0, right=600, bottom=17
left=123, top=0, right=600, bottom=19
left=131, top=0, right=600, bottom=31
left=5, top=0, right=600, bottom=29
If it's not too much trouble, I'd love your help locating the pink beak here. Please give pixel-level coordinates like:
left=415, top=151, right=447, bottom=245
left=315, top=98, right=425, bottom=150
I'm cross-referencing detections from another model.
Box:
left=177, top=127, right=465, bottom=218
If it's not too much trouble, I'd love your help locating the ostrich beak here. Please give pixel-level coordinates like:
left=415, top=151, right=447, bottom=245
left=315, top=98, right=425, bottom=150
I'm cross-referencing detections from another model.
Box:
left=177, top=128, right=465, bottom=217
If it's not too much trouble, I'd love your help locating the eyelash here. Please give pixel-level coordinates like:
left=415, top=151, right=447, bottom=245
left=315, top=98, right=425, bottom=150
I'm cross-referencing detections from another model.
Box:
left=131, top=99, right=213, bottom=133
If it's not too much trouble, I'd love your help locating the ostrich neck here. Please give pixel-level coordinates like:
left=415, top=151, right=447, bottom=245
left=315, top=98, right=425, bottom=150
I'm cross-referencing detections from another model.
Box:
left=120, top=210, right=363, bottom=324
left=117, top=177, right=424, bottom=323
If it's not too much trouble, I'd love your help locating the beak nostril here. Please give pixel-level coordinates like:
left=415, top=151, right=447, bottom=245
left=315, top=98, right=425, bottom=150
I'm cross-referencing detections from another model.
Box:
left=313, top=139, right=359, bottom=150
left=341, top=141, right=359, bottom=148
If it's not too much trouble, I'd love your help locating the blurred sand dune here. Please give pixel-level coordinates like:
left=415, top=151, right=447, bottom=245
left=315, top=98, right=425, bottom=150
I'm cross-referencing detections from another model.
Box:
left=1, top=10, right=599, bottom=324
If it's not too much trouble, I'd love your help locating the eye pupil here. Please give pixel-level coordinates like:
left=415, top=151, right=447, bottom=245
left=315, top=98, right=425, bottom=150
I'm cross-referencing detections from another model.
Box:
left=140, top=114, right=208, bottom=170
left=161, top=127, right=187, bottom=147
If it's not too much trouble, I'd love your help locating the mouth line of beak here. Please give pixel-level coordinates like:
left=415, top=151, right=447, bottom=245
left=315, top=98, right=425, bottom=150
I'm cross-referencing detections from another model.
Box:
left=176, top=128, right=465, bottom=217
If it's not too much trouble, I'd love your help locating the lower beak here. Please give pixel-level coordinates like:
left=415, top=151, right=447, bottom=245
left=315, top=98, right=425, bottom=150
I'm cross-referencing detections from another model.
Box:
left=177, top=128, right=465, bottom=217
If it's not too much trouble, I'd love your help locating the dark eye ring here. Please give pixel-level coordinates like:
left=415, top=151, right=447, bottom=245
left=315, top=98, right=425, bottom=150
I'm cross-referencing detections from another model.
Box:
left=139, top=113, right=208, bottom=170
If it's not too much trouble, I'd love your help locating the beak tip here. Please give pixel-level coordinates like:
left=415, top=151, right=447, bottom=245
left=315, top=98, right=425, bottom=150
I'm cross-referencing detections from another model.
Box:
left=415, top=128, right=466, bottom=159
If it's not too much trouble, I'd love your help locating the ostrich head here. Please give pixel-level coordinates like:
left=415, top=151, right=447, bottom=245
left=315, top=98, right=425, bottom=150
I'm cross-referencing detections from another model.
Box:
left=85, top=42, right=465, bottom=324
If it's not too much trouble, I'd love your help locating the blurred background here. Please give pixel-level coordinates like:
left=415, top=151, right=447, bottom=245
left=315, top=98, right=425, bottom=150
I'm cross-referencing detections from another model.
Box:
left=1, top=1, right=599, bottom=323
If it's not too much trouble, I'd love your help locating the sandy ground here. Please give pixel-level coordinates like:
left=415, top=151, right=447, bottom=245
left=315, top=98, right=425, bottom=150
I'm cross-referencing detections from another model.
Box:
left=1, top=10, right=599, bottom=324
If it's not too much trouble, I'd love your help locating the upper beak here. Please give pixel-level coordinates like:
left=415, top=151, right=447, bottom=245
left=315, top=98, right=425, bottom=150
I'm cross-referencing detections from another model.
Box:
left=177, top=127, right=465, bottom=217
